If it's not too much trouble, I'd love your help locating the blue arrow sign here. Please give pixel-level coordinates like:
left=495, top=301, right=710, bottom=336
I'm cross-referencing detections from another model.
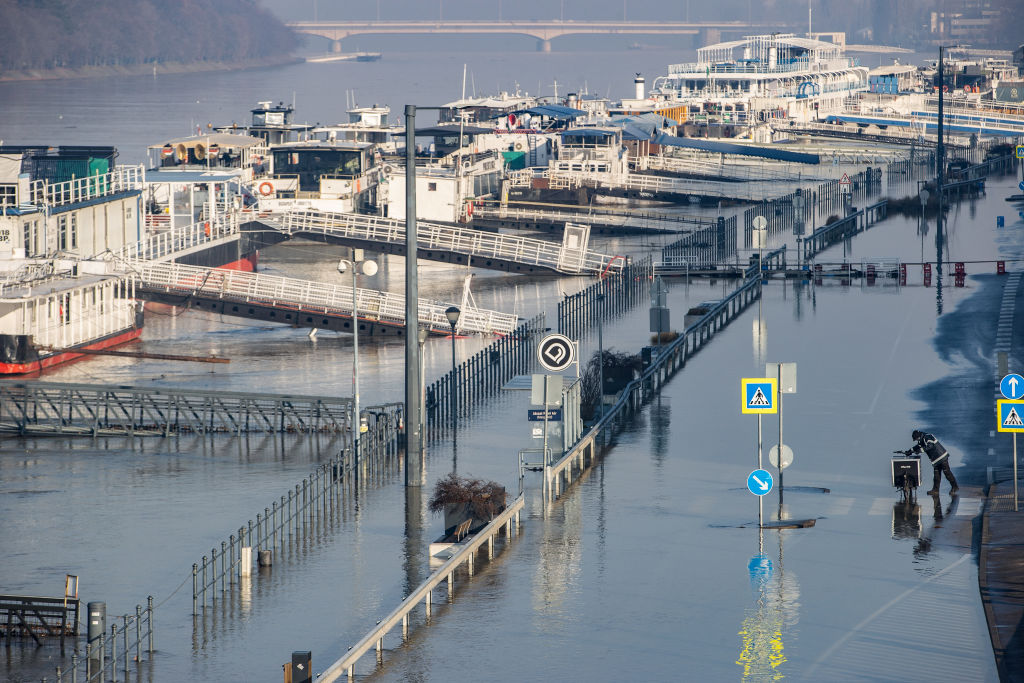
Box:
left=1001, top=374, right=1024, bottom=400
left=1020, top=180, right=1024, bottom=191
left=747, top=469, right=774, bottom=496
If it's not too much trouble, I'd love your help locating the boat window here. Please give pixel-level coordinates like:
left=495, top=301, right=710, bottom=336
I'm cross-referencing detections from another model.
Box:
left=428, top=183, right=437, bottom=192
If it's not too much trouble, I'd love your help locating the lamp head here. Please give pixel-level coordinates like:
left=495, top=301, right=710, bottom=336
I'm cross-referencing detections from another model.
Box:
left=445, top=306, right=461, bottom=327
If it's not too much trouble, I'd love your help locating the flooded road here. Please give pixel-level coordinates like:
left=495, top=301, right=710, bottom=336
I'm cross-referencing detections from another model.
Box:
left=2, top=46, right=1022, bottom=682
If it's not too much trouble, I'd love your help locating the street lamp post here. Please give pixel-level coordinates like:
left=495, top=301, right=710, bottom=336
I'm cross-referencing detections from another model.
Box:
left=339, top=250, right=377, bottom=467
left=445, top=306, right=461, bottom=433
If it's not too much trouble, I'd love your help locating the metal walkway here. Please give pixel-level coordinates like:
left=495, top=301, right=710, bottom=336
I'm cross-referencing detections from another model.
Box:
left=279, top=210, right=623, bottom=276
left=472, top=204, right=708, bottom=235
left=520, top=169, right=806, bottom=203
left=120, top=259, right=518, bottom=337
left=0, top=381, right=376, bottom=435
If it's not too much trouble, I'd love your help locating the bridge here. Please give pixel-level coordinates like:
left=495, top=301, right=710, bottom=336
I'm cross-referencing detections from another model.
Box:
left=121, top=259, right=519, bottom=337
left=286, top=19, right=766, bottom=52
left=0, top=380, right=380, bottom=435
left=278, top=210, right=625, bottom=275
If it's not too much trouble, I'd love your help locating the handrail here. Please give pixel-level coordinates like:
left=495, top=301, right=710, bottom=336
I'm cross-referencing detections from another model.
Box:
left=29, top=165, right=145, bottom=208
left=548, top=276, right=762, bottom=484
left=118, top=213, right=240, bottom=262
left=281, top=209, right=622, bottom=276
left=319, top=494, right=525, bottom=682
left=120, top=259, right=518, bottom=335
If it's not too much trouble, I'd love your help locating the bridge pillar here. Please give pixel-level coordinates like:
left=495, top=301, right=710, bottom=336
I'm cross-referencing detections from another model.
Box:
left=331, top=39, right=343, bottom=53
left=536, top=38, right=551, bottom=53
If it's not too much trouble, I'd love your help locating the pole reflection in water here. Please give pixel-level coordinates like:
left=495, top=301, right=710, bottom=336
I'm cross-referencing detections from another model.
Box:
left=737, top=531, right=800, bottom=681
left=752, top=317, right=767, bottom=370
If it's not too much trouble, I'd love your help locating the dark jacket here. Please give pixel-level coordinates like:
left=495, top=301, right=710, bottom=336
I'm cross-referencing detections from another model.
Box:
left=911, top=432, right=949, bottom=465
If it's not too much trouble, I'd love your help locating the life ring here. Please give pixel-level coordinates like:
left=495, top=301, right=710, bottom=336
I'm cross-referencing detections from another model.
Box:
left=258, top=181, right=274, bottom=196
left=467, top=201, right=474, bottom=217
left=942, top=85, right=948, bottom=92
left=964, top=85, right=971, bottom=93
left=204, top=221, right=211, bottom=237
left=514, top=142, right=524, bottom=151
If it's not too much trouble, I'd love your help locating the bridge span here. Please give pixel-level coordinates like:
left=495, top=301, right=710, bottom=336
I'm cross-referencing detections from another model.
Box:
left=286, top=19, right=767, bottom=52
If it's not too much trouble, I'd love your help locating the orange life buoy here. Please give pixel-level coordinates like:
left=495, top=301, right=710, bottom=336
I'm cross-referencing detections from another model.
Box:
left=467, top=201, right=473, bottom=217
left=258, top=181, right=274, bottom=196
left=204, top=221, right=211, bottom=237
left=964, top=85, right=970, bottom=93
left=942, top=85, right=948, bottom=93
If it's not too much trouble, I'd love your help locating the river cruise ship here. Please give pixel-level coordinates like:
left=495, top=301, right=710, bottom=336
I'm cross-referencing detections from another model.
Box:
left=625, top=34, right=868, bottom=139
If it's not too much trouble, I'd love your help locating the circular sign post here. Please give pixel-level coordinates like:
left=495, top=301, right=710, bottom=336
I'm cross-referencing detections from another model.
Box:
left=537, top=333, right=576, bottom=373
left=768, top=444, right=794, bottom=470
left=747, top=469, right=774, bottom=497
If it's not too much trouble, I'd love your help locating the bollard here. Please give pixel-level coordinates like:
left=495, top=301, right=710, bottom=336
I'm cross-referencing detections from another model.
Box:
left=998, top=261, right=1006, bottom=275
left=241, top=547, right=253, bottom=578
left=87, top=601, right=105, bottom=676
left=258, top=549, right=272, bottom=567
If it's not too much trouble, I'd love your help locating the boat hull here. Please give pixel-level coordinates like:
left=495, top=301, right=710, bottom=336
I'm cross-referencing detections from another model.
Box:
left=0, top=317, right=144, bottom=376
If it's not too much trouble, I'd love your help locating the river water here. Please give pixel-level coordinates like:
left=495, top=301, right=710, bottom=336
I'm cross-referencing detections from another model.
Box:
left=1, top=46, right=1021, bottom=682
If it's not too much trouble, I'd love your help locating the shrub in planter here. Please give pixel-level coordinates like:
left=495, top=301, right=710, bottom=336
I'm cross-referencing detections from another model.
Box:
left=428, top=473, right=507, bottom=538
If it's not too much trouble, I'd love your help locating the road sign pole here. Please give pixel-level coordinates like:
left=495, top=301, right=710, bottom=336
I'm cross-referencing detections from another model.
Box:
left=1015, top=432, right=1018, bottom=512
left=777, top=364, right=784, bottom=504
left=758, top=414, right=763, bottom=528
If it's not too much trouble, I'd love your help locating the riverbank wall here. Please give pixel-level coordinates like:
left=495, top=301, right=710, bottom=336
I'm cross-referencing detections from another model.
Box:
left=0, top=55, right=302, bottom=83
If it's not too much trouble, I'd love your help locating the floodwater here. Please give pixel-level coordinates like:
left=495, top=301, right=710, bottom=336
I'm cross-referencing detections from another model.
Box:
left=2, top=47, right=1022, bottom=682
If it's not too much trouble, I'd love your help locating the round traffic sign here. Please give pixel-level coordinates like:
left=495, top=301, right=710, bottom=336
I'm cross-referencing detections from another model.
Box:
left=537, top=334, right=576, bottom=372
left=768, top=444, right=794, bottom=470
left=1001, top=373, right=1024, bottom=400
left=747, top=469, right=773, bottom=496
left=752, top=216, right=767, bottom=230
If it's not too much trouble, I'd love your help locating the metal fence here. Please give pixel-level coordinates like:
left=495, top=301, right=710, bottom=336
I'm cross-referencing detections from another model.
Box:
left=425, top=314, right=546, bottom=437
left=801, top=200, right=889, bottom=262
left=190, top=404, right=402, bottom=615
left=544, top=273, right=764, bottom=499
left=54, top=597, right=154, bottom=683
left=660, top=217, right=736, bottom=267
left=557, top=256, right=653, bottom=340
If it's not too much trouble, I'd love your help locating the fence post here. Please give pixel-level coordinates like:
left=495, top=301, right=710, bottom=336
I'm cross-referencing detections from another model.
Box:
left=122, top=615, right=129, bottom=676
left=111, top=623, right=117, bottom=683
left=192, top=564, right=197, bottom=615
left=135, top=605, right=142, bottom=663
left=147, top=596, right=154, bottom=653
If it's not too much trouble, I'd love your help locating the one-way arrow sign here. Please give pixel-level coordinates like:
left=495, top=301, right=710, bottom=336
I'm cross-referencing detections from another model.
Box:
left=747, top=469, right=774, bottom=496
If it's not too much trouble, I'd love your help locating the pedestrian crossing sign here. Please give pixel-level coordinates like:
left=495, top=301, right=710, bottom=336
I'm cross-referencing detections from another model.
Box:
left=741, top=378, right=777, bottom=414
left=997, top=400, right=1024, bottom=432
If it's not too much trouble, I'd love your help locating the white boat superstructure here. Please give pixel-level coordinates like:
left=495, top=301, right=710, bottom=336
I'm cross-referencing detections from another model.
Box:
left=640, top=34, right=868, bottom=135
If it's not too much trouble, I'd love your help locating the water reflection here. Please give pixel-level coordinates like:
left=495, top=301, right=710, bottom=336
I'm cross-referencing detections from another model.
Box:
left=891, top=499, right=922, bottom=540
left=736, top=532, right=800, bottom=680
left=913, top=493, right=960, bottom=561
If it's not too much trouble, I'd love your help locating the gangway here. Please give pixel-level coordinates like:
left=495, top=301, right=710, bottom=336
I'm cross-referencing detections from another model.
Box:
left=472, top=204, right=709, bottom=235
left=279, top=210, right=623, bottom=276
left=0, top=380, right=394, bottom=435
left=120, top=259, right=518, bottom=337
left=526, top=169, right=808, bottom=203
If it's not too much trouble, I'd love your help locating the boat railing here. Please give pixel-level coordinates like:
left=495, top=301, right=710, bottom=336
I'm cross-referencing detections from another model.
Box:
left=282, top=209, right=622, bottom=276
left=29, top=165, right=145, bottom=209
left=119, top=259, right=518, bottom=335
left=117, top=212, right=240, bottom=262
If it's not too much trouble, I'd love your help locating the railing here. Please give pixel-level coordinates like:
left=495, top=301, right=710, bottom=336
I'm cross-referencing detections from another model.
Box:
left=191, top=407, right=401, bottom=616
left=121, top=259, right=518, bottom=336
left=29, top=165, right=144, bottom=208
left=425, top=314, right=546, bottom=437
left=475, top=204, right=712, bottom=231
left=541, top=168, right=808, bottom=202
left=661, top=218, right=736, bottom=268
left=282, top=209, right=623, bottom=276
left=558, top=256, right=652, bottom=340
left=54, top=597, right=154, bottom=683
left=318, top=495, right=525, bottom=682
left=118, top=213, right=240, bottom=262
left=801, top=199, right=888, bottom=262
left=545, top=275, right=763, bottom=497
left=0, top=595, right=78, bottom=644
left=0, top=381, right=357, bottom=436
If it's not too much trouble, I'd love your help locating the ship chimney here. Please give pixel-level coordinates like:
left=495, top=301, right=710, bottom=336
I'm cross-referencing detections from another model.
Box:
left=567, top=92, right=578, bottom=108
left=634, top=73, right=645, bottom=99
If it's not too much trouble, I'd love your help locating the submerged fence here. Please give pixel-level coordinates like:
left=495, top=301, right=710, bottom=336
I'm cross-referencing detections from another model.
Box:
left=189, top=403, right=403, bottom=615
left=544, top=273, right=764, bottom=499
left=801, top=199, right=889, bottom=262
left=425, top=314, right=546, bottom=437
left=558, top=256, right=653, bottom=340
left=54, top=598, right=154, bottom=683
left=660, top=217, right=736, bottom=268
